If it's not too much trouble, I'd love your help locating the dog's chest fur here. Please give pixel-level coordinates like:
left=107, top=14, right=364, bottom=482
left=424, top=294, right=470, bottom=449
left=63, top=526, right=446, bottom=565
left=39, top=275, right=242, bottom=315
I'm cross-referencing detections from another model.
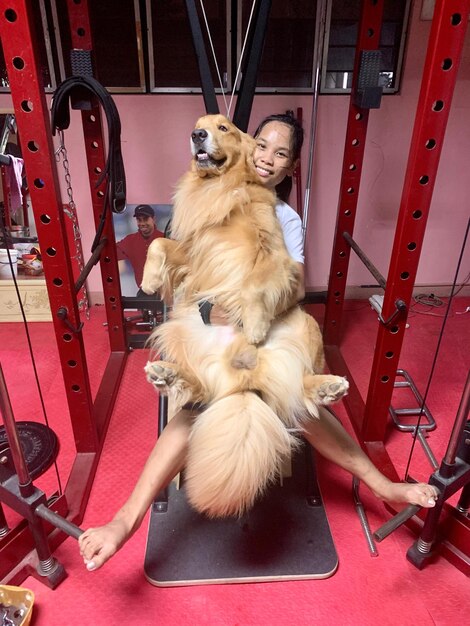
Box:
left=171, top=174, right=281, bottom=297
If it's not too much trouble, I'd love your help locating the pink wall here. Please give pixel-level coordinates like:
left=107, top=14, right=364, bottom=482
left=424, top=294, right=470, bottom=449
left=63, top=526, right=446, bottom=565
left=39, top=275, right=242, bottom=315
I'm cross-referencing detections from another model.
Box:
left=1, top=3, right=469, bottom=296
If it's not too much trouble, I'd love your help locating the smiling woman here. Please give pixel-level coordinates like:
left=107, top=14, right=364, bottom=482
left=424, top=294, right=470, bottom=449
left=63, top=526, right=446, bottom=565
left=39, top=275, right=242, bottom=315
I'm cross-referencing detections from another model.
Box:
left=252, top=113, right=304, bottom=203
left=253, top=122, right=296, bottom=189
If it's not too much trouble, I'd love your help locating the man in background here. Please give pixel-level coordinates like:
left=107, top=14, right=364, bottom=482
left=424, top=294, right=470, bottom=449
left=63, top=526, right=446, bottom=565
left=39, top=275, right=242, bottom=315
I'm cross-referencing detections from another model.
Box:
left=117, top=204, right=164, bottom=295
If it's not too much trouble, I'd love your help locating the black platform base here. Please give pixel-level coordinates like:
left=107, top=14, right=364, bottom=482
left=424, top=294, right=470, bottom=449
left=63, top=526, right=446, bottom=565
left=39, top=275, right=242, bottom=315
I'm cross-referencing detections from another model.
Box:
left=144, top=447, right=338, bottom=586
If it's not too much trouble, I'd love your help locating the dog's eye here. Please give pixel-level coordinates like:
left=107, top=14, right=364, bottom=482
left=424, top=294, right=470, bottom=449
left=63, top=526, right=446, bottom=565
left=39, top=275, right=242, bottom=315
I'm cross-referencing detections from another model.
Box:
left=219, top=125, right=228, bottom=132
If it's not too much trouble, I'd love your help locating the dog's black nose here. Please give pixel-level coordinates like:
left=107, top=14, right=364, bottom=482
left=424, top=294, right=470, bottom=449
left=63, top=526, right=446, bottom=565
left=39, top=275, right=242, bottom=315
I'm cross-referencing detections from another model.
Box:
left=191, top=128, right=208, bottom=144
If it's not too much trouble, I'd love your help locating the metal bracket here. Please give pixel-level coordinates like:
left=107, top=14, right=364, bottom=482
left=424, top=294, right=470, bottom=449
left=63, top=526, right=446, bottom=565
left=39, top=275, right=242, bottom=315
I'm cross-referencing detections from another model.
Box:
left=56, top=306, right=84, bottom=333
left=377, top=299, right=407, bottom=327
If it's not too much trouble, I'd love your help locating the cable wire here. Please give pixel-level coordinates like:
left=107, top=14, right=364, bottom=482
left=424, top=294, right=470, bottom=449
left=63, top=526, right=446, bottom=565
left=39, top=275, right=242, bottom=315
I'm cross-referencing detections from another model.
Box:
left=404, top=217, right=470, bottom=480
left=0, top=217, right=63, bottom=495
left=227, top=0, right=257, bottom=120
left=198, top=0, right=229, bottom=115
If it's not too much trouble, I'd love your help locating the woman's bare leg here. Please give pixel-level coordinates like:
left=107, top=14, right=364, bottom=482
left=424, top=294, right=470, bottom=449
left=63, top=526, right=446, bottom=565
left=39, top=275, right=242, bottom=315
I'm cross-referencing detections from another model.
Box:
left=303, top=407, right=438, bottom=507
left=78, top=408, right=194, bottom=571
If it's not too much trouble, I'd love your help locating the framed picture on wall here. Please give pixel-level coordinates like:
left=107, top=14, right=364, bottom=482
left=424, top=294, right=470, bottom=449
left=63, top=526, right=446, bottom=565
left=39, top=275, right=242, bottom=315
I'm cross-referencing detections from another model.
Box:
left=113, top=203, right=172, bottom=296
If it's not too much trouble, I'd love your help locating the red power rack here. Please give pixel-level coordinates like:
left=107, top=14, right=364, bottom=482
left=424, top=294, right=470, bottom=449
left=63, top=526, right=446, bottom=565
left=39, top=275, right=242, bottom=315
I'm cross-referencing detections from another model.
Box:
left=323, top=0, right=470, bottom=574
left=0, top=0, right=128, bottom=584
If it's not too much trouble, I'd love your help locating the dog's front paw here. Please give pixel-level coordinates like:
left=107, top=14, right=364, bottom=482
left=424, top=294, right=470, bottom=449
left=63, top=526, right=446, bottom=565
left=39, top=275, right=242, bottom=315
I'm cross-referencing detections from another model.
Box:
left=241, top=310, right=270, bottom=345
left=317, top=377, right=349, bottom=404
left=141, top=269, right=164, bottom=295
left=141, top=243, right=166, bottom=294
left=140, top=277, right=163, bottom=295
left=243, top=321, right=269, bottom=345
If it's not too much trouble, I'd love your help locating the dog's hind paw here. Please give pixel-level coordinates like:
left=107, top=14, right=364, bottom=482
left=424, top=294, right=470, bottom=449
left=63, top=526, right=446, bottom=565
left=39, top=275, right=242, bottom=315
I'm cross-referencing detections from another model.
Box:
left=317, top=376, right=349, bottom=405
left=144, top=360, right=177, bottom=390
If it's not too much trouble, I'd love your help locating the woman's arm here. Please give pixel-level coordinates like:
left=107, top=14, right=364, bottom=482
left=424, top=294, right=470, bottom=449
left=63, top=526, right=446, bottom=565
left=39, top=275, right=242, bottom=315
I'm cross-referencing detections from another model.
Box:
left=294, top=262, right=305, bottom=302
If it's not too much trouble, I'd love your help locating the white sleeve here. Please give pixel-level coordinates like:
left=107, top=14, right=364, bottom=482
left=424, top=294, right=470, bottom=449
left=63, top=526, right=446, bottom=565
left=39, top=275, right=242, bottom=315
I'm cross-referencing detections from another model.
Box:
left=276, top=202, right=305, bottom=264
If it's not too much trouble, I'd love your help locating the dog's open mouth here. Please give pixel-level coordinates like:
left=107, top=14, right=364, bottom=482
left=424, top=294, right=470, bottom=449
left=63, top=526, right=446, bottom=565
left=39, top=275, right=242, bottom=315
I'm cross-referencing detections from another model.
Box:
left=195, top=149, right=226, bottom=168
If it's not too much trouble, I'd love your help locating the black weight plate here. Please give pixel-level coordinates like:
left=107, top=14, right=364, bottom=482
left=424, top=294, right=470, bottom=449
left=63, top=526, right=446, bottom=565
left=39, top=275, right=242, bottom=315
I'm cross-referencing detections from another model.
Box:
left=0, top=421, right=59, bottom=480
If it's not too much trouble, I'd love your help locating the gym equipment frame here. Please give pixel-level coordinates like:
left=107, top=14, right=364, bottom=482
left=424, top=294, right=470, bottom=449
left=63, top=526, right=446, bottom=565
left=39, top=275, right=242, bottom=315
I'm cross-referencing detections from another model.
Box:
left=1, top=0, right=468, bottom=583
left=0, top=0, right=127, bottom=585
left=323, top=0, right=470, bottom=574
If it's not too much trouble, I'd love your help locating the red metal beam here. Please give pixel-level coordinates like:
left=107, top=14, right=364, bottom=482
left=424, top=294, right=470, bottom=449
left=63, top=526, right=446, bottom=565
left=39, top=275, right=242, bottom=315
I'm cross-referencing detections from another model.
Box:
left=323, top=0, right=470, bottom=573
left=323, top=0, right=385, bottom=346
left=362, top=0, right=470, bottom=441
left=65, top=0, right=127, bottom=354
left=326, top=347, right=470, bottom=576
left=0, top=0, right=128, bottom=584
left=0, top=0, right=98, bottom=453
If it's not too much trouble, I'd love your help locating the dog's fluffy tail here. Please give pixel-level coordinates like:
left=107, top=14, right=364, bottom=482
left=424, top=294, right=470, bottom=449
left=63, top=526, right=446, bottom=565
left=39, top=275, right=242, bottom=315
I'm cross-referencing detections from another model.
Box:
left=184, top=391, right=297, bottom=518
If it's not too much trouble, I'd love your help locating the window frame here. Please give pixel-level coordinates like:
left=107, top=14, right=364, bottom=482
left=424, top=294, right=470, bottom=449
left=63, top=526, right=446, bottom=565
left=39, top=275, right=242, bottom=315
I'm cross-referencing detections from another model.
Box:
left=242, top=0, right=321, bottom=95
left=53, top=0, right=146, bottom=94
left=113, top=0, right=146, bottom=94
left=0, top=0, right=412, bottom=96
left=320, top=0, right=412, bottom=95
left=147, top=0, right=232, bottom=95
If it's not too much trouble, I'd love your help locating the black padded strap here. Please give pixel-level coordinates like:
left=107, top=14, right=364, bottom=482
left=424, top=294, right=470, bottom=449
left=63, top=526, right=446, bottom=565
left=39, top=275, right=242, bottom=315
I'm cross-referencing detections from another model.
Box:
left=51, top=75, right=126, bottom=215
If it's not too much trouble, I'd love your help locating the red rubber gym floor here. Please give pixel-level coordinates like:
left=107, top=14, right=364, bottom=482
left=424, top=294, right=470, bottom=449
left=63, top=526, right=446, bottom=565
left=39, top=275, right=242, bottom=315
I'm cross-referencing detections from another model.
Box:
left=1, top=297, right=469, bottom=625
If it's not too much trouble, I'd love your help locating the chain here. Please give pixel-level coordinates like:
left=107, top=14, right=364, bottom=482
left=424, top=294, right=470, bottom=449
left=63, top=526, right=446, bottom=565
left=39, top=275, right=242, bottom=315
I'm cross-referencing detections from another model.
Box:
left=55, top=131, right=90, bottom=319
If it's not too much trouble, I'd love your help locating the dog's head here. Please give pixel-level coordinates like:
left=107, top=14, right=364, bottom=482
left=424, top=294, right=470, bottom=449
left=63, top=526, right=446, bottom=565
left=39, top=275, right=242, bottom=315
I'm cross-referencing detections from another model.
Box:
left=190, top=114, right=256, bottom=179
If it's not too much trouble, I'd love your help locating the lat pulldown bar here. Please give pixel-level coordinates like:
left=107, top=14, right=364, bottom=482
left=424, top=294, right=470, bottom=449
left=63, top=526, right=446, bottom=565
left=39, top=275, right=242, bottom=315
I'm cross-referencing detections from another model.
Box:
left=184, top=0, right=272, bottom=130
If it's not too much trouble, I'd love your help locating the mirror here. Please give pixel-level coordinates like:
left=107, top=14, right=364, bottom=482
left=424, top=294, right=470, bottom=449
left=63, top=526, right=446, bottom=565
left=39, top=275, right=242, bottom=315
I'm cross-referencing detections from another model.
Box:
left=0, top=110, right=42, bottom=277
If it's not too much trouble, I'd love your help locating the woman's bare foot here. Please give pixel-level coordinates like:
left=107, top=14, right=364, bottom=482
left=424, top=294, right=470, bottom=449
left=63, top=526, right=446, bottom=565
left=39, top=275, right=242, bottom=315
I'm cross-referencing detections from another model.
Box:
left=78, top=518, right=131, bottom=571
left=373, top=480, right=439, bottom=508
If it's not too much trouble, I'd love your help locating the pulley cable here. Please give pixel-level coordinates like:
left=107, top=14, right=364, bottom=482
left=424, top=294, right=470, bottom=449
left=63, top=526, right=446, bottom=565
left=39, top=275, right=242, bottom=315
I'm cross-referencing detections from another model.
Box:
left=0, top=215, right=63, bottom=495
left=404, top=217, right=470, bottom=481
left=198, top=0, right=229, bottom=115
left=227, top=0, right=257, bottom=120
left=197, top=0, right=257, bottom=120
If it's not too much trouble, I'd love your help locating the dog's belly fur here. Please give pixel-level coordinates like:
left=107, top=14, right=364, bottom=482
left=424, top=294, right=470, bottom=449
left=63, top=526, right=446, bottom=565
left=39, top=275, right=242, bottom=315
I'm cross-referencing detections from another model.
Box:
left=150, top=304, right=327, bottom=426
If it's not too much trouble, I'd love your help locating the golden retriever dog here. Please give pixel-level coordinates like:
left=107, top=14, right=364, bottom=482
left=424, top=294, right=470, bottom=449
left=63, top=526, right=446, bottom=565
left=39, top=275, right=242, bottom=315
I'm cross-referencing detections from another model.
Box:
left=141, top=114, right=348, bottom=518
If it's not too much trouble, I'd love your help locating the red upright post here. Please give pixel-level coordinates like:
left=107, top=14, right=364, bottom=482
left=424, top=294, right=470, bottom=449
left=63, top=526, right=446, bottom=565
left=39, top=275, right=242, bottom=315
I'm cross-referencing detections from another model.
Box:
left=65, top=0, right=127, bottom=362
left=362, top=0, right=470, bottom=442
left=0, top=0, right=128, bottom=584
left=0, top=1, right=98, bottom=453
left=323, top=0, right=470, bottom=574
left=323, top=0, right=385, bottom=346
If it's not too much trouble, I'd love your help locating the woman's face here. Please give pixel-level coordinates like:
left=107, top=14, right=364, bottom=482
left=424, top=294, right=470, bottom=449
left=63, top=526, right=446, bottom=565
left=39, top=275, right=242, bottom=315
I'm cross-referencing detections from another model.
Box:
left=253, top=121, right=297, bottom=191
